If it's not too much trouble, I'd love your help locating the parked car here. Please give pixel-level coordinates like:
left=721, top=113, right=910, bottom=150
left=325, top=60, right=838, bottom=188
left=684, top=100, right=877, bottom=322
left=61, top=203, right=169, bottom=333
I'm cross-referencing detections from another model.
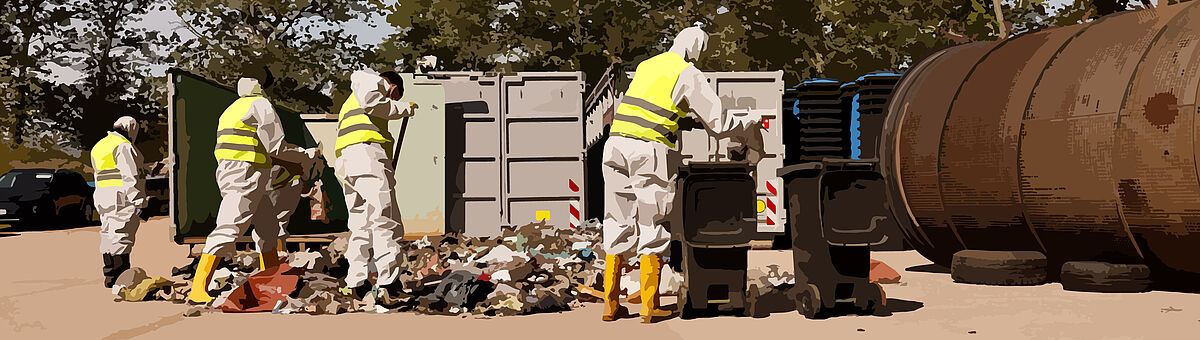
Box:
left=144, top=175, right=169, bottom=217
left=0, top=169, right=96, bottom=227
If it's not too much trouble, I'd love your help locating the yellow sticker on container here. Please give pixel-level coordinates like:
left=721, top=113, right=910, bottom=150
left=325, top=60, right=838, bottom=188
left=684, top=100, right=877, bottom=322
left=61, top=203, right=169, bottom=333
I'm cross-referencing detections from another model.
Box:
left=756, top=200, right=766, bottom=213
left=535, top=210, right=551, bottom=221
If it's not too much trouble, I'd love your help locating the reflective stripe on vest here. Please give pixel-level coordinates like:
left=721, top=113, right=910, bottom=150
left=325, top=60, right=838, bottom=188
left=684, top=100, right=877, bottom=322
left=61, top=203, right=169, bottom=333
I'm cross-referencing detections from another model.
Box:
left=90, top=133, right=132, bottom=188
left=214, top=96, right=269, bottom=165
left=335, top=93, right=392, bottom=154
left=610, top=52, right=691, bottom=148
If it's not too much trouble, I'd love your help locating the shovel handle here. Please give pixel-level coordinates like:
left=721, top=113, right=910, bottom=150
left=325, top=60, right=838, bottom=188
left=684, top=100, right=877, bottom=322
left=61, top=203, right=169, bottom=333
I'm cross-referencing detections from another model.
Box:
left=390, top=116, right=411, bottom=169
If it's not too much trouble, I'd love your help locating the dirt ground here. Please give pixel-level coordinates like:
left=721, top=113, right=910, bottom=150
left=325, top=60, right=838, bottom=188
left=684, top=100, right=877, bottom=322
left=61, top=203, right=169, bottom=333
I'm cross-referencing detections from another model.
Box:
left=1, top=217, right=1198, bottom=339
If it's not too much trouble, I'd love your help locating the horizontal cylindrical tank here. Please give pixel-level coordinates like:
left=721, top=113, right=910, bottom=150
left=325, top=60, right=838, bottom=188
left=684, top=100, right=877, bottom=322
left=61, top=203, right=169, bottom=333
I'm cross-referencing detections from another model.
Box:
left=882, top=2, right=1200, bottom=280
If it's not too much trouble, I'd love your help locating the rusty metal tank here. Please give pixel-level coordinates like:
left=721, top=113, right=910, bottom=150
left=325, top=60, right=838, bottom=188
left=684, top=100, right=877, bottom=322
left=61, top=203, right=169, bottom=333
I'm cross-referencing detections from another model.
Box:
left=882, top=3, right=1200, bottom=280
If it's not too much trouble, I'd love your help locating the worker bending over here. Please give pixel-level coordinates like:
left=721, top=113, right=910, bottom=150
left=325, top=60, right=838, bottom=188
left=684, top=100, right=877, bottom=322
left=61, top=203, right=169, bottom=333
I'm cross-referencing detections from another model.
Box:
left=260, top=158, right=317, bottom=261
left=602, top=27, right=760, bottom=323
left=189, top=77, right=318, bottom=304
left=92, top=116, right=147, bottom=288
left=335, top=70, right=416, bottom=303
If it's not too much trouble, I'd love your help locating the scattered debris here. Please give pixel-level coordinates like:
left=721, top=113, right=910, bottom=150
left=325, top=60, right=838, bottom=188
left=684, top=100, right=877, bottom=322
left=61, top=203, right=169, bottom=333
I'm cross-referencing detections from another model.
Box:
left=746, top=264, right=798, bottom=317
left=183, top=306, right=204, bottom=317
left=146, top=221, right=616, bottom=317
left=870, top=259, right=902, bottom=284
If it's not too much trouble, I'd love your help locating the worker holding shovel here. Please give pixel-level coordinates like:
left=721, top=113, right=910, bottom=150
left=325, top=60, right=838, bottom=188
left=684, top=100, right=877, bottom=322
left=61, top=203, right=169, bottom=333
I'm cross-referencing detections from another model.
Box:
left=334, top=70, right=417, bottom=305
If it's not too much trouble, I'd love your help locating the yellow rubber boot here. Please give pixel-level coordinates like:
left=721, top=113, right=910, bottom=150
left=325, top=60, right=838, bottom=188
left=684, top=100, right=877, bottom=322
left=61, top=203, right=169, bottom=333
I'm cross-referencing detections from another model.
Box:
left=640, top=255, right=672, bottom=323
left=187, top=254, right=220, bottom=304
left=601, top=254, right=629, bottom=321
left=259, top=250, right=283, bottom=272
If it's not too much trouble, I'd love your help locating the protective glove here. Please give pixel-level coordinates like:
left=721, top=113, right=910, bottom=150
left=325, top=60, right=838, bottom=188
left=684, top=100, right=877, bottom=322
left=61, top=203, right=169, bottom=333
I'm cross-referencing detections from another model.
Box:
left=397, top=102, right=418, bottom=118
left=676, top=116, right=698, bottom=131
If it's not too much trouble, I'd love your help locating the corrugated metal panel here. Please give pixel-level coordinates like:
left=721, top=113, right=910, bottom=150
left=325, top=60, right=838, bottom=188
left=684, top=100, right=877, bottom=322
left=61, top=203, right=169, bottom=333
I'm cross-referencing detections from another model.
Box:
left=502, top=72, right=587, bottom=229
left=427, top=72, right=502, bottom=237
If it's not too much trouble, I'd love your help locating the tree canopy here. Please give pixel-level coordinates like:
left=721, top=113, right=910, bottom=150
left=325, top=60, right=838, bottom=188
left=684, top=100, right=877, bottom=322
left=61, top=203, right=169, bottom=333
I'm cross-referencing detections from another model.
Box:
left=0, top=0, right=1175, bottom=173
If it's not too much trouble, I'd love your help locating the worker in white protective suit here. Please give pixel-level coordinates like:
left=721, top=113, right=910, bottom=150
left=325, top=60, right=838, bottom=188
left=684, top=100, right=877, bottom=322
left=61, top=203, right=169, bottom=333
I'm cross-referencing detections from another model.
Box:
left=92, top=116, right=147, bottom=288
left=188, top=77, right=319, bottom=304
left=602, top=27, right=762, bottom=323
left=334, top=70, right=417, bottom=303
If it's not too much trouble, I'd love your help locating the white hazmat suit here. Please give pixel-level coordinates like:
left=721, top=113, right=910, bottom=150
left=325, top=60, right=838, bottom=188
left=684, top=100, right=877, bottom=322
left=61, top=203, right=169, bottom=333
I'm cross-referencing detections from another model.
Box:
left=602, top=27, right=761, bottom=257
left=202, top=78, right=313, bottom=257
left=335, top=70, right=415, bottom=289
left=95, top=118, right=146, bottom=256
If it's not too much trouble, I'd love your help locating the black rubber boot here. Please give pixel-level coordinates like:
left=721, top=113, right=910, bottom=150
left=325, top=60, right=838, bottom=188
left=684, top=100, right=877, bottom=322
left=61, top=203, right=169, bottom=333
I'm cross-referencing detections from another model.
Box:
left=103, top=254, right=131, bottom=288
left=112, top=254, right=131, bottom=281
left=376, top=282, right=413, bottom=308
left=102, top=254, right=117, bottom=288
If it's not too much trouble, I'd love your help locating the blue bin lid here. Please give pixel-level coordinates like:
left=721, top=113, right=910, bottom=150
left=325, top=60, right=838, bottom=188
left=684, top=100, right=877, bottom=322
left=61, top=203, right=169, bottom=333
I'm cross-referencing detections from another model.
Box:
left=856, top=71, right=903, bottom=82
left=794, top=78, right=840, bottom=89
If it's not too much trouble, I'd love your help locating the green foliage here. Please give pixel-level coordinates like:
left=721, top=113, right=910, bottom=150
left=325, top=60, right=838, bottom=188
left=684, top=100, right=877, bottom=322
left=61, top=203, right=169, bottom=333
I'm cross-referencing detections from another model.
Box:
left=380, top=0, right=1057, bottom=85
left=170, top=0, right=387, bottom=114
left=0, top=0, right=168, bottom=161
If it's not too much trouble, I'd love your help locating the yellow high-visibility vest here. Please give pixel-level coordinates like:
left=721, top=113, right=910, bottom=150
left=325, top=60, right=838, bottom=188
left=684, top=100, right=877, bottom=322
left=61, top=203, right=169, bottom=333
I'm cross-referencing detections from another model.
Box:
left=90, top=132, right=132, bottom=188
left=334, top=93, right=392, bottom=155
left=610, top=52, right=692, bottom=148
left=214, top=96, right=269, bottom=166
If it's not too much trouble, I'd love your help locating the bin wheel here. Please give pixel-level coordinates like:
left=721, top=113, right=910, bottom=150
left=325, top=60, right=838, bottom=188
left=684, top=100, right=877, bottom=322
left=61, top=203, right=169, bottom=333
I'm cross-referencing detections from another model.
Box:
left=855, top=283, right=885, bottom=315
left=796, top=284, right=824, bottom=319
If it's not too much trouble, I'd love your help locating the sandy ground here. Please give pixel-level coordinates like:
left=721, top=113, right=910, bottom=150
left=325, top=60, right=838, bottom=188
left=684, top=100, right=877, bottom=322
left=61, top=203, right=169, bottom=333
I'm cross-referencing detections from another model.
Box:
left=1, top=217, right=1199, bottom=339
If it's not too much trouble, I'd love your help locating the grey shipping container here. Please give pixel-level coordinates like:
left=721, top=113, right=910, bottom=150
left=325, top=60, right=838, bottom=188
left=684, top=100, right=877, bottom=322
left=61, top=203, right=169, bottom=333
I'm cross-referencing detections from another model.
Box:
left=622, top=71, right=786, bottom=240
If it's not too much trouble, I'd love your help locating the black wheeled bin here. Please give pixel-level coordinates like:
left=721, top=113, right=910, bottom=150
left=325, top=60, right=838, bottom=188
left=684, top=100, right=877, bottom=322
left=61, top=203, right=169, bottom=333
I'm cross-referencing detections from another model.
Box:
left=674, top=162, right=757, bottom=319
left=779, top=158, right=891, bottom=319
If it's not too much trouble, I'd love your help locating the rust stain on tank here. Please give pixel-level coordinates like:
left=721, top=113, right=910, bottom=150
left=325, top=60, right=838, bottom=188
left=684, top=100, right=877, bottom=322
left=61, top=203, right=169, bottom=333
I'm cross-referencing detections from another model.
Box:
left=1118, top=179, right=1149, bottom=215
left=1142, top=92, right=1178, bottom=130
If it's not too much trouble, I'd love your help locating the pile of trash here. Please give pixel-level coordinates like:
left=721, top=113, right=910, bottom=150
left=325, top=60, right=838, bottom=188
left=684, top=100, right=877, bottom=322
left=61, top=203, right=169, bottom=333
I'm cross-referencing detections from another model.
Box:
left=269, top=220, right=609, bottom=316
left=110, top=267, right=190, bottom=303
left=126, top=220, right=682, bottom=318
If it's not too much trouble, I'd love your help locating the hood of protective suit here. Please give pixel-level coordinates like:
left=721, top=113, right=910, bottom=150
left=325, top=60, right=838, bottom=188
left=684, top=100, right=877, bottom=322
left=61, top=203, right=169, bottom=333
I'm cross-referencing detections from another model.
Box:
left=113, top=116, right=138, bottom=142
left=670, top=26, right=709, bottom=61
left=238, top=78, right=264, bottom=97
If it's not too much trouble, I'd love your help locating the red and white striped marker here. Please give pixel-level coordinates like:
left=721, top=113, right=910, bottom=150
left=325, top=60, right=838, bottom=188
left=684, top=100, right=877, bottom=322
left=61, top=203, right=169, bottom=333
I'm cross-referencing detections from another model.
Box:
left=765, top=180, right=778, bottom=226
left=569, top=179, right=580, bottom=228
left=570, top=200, right=580, bottom=229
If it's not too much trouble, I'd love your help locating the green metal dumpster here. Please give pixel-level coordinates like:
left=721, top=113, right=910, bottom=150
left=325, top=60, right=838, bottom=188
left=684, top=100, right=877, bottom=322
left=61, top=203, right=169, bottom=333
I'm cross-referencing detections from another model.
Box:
left=168, top=70, right=447, bottom=243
